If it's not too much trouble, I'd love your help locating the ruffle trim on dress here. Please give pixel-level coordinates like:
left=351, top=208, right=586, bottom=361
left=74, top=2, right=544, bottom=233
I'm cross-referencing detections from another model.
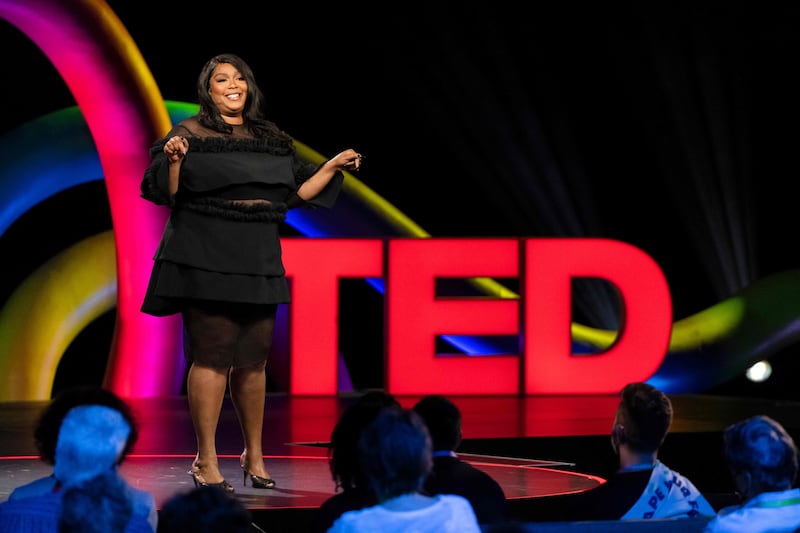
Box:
left=180, top=196, right=288, bottom=222
left=150, top=136, right=294, bottom=157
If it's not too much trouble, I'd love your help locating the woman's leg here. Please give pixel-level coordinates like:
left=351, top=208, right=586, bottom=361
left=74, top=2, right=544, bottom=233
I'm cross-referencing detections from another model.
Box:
left=187, top=362, right=228, bottom=483
left=229, top=308, right=276, bottom=480
left=182, top=304, right=238, bottom=485
left=229, top=360, right=270, bottom=479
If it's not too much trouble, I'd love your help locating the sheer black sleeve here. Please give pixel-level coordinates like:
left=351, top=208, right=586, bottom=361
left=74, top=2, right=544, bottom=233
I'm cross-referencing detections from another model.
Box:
left=140, top=124, right=193, bottom=207
left=286, top=157, right=344, bottom=209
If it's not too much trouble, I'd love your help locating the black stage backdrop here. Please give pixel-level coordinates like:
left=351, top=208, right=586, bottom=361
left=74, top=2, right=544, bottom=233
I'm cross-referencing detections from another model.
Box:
left=1, top=0, right=799, bottom=398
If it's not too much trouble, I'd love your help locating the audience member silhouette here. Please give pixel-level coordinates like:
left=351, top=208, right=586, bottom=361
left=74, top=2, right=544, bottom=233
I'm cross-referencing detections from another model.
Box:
left=0, top=404, right=154, bottom=532
left=567, top=382, right=715, bottom=520
left=8, top=385, right=157, bottom=530
left=59, top=469, right=152, bottom=533
left=326, top=406, right=481, bottom=532
left=703, top=414, right=800, bottom=533
left=412, top=394, right=508, bottom=525
left=157, top=484, right=256, bottom=533
left=311, top=390, right=401, bottom=533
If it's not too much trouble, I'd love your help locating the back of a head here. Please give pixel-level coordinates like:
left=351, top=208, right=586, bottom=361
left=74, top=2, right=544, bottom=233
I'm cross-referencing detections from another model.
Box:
left=358, top=406, right=433, bottom=502
left=615, top=382, right=672, bottom=454
left=357, top=390, right=400, bottom=409
left=158, top=485, right=253, bottom=533
left=54, top=405, right=132, bottom=488
left=723, top=414, right=799, bottom=495
left=58, top=470, right=133, bottom=533
left=34, top=385, right=138, bottom=466
left=328, top=391, right=400, bottom=490
left=412, top=394, right=462, bottom=451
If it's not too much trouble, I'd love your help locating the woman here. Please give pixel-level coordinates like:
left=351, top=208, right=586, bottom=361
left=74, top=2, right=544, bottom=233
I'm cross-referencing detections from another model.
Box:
left=140, top=53, right=362, bottom=492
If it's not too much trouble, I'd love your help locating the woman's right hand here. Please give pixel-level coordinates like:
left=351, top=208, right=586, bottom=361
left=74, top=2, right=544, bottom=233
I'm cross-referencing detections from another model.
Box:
left=164, top=136, right=188, bottom=163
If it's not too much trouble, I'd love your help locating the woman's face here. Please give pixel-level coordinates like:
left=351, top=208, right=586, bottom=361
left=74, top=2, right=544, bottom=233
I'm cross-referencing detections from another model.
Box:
left=208, top=62, right=247, bottom=123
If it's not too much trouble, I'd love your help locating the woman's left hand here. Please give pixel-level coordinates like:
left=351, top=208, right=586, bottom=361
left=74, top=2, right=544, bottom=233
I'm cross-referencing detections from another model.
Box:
left=331, top=149, right=364, bottom=172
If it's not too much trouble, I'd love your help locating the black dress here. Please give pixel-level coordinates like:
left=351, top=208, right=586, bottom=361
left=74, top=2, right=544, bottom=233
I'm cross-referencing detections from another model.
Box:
left=139, top=116, right=343, bottom=317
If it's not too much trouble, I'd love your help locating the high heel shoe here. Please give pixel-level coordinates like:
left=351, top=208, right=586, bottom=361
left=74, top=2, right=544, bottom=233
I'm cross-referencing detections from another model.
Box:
left=241, top=468, right=276, bottom=489
left=188, top=463, right=234, bottom=493
left=239, top=453, right=276, bottom=489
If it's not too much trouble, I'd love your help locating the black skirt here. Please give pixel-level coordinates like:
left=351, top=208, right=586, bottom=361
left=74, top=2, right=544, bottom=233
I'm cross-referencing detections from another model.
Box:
left=140, top=208, right=291, bottom=317
left=140, top=260, right=290, bottom=317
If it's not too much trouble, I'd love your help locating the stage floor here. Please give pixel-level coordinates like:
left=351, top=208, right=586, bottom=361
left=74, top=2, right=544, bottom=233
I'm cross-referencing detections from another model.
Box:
left=2, top=393, right=799, bottom=531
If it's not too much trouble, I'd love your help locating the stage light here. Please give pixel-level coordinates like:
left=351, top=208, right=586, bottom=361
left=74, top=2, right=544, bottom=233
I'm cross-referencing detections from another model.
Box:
left=745, top=360, right=772, bottom=382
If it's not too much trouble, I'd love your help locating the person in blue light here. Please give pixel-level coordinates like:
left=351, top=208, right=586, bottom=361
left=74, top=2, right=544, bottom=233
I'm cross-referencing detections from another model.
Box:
left=704, top=415, right=800, bottom=533
left=6, top=386, right=156, bottom=530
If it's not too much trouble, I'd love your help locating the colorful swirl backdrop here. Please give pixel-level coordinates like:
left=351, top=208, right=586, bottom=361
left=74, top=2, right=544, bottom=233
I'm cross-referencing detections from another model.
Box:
left=1, top=0, right=799, bottom=400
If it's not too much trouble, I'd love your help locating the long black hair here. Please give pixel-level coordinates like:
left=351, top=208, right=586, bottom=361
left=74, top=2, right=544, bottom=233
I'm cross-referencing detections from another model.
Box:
left=195, top=53, right=291, bottom=141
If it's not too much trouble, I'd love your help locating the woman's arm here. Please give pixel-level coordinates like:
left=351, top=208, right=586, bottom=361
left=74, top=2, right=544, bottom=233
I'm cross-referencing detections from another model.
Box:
left=163, top=135, right=189, bottom=195
left=296, top=148, right=362, bottom=201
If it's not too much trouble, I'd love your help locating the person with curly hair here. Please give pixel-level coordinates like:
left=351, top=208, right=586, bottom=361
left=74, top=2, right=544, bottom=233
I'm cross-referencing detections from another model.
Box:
left=312, top=391, right=400, bottom=532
